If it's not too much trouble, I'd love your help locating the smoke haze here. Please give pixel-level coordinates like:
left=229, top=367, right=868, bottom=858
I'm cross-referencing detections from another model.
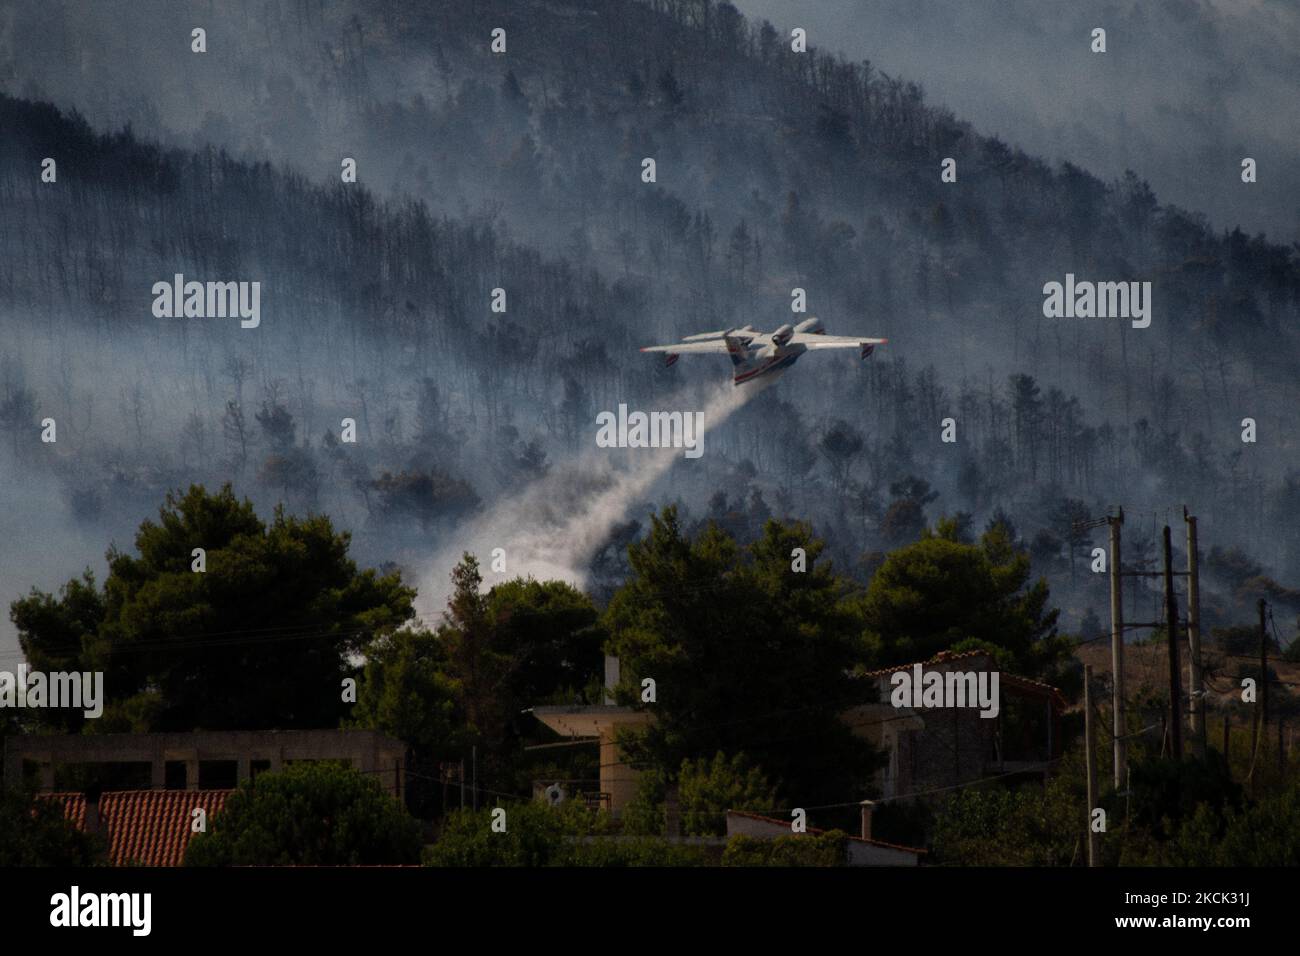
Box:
left=2, top=0, right=1298, bottom=664
left=733, top=0, right=1300, bottom=242
left=418, top=378, right=768, bottom=620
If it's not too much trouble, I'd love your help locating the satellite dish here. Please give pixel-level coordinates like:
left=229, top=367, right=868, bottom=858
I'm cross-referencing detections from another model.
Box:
left=544, top=783, right=566, bottom=806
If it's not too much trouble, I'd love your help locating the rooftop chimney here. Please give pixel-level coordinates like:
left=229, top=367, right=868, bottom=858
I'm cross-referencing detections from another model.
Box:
left=85, top=784, right=103, bottom=836
left=860, top=800, right=876, bottom=841
left=603, top=655, right=620, bottom=705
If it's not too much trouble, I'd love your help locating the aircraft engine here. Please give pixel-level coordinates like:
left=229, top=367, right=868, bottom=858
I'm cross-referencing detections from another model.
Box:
left=771, top=324, right=794, bottom=346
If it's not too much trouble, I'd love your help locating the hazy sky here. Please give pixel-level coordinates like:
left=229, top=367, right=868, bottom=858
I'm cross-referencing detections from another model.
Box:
left=732, top=0, right=1300, bottom=242
left=2, top=0, right=1296, bottom=661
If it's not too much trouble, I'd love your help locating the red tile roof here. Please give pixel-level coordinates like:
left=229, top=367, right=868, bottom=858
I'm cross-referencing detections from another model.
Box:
left=40, top=790, right=232, bottom=866
left=45, top=791, right=86, bottom=829
left=858, top=648, right=990, bottom=678
left=859, top=650, right=1066, bottom=708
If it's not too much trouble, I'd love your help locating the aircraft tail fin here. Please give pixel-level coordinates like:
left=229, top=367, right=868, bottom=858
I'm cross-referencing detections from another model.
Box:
left=725, top=335, right=765, bottom=384
left=724, top=334, right=752, bottom=366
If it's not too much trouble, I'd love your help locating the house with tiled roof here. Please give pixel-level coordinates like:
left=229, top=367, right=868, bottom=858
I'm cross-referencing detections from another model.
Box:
left=8, top=729, right=411, bottom=867
left=534, top=651, right=1065, bottom=816
left=42, top=789, right=231, bottom=866
left=845, top=650, right=1065, bottom=800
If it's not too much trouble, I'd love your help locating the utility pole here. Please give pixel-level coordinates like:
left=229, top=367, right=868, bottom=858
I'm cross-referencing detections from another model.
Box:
left=1184, top=509, right=1205, bottom=757
left=1108, top=509, right=1126, bottom=788
left=1084, top=664, right=1099, bottom=867
left=1259, top=599, right=1269, bottom=776
left=665, top=786, right=682, bottom=839
left=1163, top=525, right=1182, bottom=760
left=472, top=745, right=478, bottom=811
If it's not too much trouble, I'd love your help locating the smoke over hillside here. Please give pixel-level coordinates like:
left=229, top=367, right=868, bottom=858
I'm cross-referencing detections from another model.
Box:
left=2, top=0, right=1298, bottom=662
left=732, top=0, right=1300, bottom=243
left=418, top=378, right=767, bottom=619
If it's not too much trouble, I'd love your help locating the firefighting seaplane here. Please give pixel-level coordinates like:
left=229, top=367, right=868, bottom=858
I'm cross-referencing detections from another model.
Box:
left=640, top=318, right=887, bottom=385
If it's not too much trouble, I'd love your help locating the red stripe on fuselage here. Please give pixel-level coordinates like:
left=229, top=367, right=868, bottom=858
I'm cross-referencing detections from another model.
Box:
left=733, top=354, right=797, bottom=383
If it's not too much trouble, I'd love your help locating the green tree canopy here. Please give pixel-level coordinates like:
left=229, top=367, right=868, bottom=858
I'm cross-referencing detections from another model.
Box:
left=1169, top=784, right=1300, bottom=866
left=436, top=558, right=605, bottom=740
left=486, top=577, right=604, bottom=707
left=624, top=751, right=778, bottom=837
left=425, top=801, right=706, bottom=867
left=6, top=571, right=105, bottom=732
left=604, top=508, right=877, bottom=807
left=722, top=830, right=848, bottom=867
left=678, top=752, right=777, bottom=836
left=184, top=762, right=422, bottom=866
left=349, top=628, right=462, bottom=757
left=857, top=520, right=1066, bottom=678
left=425, top=800, right=597, bottom=867
left=11, top=484, right=415, bottom=731
left=0, top=788, right=104, bottom=866
left=347, top=624, right=465, bottom=820
left=348, top=557, right=603, bottom=811
left=933, top=779, right=1079, bottom=866
left=437, top=555, right=511, bottom=748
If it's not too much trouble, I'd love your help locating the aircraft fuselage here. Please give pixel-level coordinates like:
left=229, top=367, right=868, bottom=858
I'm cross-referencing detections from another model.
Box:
left=731, top=342, right=806, bottom=385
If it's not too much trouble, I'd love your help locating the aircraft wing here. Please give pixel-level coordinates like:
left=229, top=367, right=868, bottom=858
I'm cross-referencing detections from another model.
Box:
left=790, top=333, right=888, bottom=349
left=640, top=341, right=733, bottom=354
left=681, top=325, right=756, bottom=342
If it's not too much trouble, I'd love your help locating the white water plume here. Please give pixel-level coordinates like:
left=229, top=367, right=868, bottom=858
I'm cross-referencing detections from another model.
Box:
left=417, top=377, right=769, bottom=619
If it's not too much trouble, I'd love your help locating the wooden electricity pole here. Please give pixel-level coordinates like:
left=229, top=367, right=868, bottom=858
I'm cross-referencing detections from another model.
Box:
left=1084, top=664, right=1099, bottom=867
left=1163, top=525, right=1182, bottom=761
left=1260, top=599, right=1269, bottom=774
left=1184, top=509, right=1205, bottom=758
left=1108, top=509, right=1126, bottom=788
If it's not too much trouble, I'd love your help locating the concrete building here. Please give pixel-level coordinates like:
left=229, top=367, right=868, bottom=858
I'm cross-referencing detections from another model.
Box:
left=530, top=650, right=1064, bottom=816
left=4, top=728, right=407, bottom=800
left=530, top=656, right=651, bottom=814
left=530, top=705, right=652, bottom=813
left=845, top=650, right=1065, bottom=800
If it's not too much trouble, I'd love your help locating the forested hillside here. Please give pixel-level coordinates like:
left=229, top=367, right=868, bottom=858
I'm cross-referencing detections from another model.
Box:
left=731, top=0, right=1300, bottom=245
left=1, top=0, right=1298, bottom=656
